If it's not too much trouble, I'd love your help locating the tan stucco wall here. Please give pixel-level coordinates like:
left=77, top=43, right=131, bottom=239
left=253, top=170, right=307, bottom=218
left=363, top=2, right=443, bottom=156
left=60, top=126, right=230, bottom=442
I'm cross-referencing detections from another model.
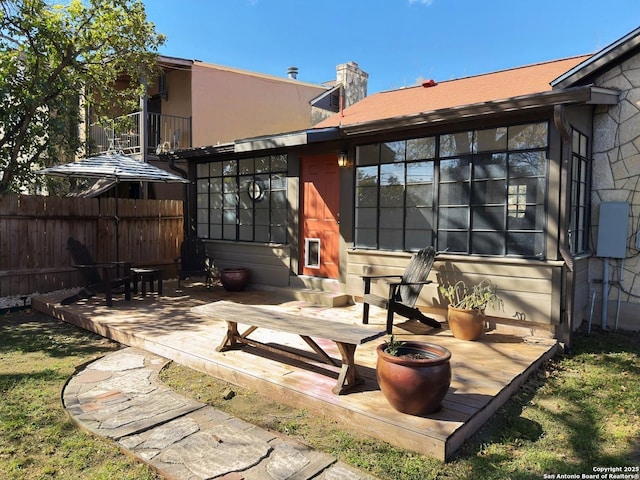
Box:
left=591, top=53, right=640, bottom=330
left=190, top=63, right=328, bottom=146
left=162, top=69, right=192, bottom=118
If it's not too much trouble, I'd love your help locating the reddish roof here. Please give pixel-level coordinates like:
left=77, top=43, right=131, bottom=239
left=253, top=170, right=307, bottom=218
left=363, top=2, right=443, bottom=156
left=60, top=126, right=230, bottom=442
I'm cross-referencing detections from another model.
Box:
left=315, top=55, right=591, bottom=128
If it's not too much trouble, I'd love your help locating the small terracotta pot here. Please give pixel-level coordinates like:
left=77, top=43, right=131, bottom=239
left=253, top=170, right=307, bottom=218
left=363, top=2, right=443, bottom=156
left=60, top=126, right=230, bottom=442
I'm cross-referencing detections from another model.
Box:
left=447, top=305, right=485, bottom=341
left=376, top=341, right=451, bottom=415
left=220, top=268, right=250, bottom=291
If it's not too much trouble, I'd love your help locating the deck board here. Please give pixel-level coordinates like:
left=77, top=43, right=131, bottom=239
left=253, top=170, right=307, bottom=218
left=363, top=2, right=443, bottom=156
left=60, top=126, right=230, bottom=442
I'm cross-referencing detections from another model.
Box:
left=31, top=281, right=558, bottom=461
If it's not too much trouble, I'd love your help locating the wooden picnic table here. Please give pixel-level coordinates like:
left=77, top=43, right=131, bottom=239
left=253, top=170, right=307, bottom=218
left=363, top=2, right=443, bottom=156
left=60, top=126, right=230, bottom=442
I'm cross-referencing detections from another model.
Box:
left=208, top=301, right=385, bottom=395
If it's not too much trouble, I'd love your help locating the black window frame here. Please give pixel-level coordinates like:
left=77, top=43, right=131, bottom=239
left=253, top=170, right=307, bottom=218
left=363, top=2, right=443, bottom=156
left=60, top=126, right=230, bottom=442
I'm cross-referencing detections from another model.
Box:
left=196, top=154, right=288, bottom=243
left=354, top=121, right=549, bottom=258
left=568, top=128, right=590, bottom=255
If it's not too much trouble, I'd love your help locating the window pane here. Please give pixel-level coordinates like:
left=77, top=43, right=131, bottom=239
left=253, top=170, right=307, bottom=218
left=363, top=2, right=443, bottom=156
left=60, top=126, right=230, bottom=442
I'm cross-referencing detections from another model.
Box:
left=477, top=127, right=507, bottom=152
left=380, top=185, right=404, bottom=207
left=197, top=208, right=208, bottom=225
left=406, top=161, right=434, bottom=183
left=254, top=208, right=269, bottom=226
left=439, top=206, right=468, bottom=229
left=223, top=177, right=236, bottom=193
left=197, top=223, right=208, bottom=238
left=380, top=141, right=405, bottom=163
left=270, top=174, right=286, bottom=190
left=357, top=185, right=378, bottom=207
left=255, top=225, right=269, bottom=242
left=437, top=230, right=467, bottom=252
left=440, top=131, right=475, bottom=157
left=271, top=225, right=286, bottom=243
left=472, top=179, right=506, bottom=204
left=507, top=232, right=544, bottom=257
left=222, top=160, right=237, bottom=175
left=209, top=209, right=222, bottom=223
left=210, top=162, right=222, bottom=176
left=271, top=154, right=287, bottom=172
left=356, top=166, right=378, bottom=208
left=406, top=207, right=433, bottom=229
left=239, top=208, right=253, bottom=224
left=356, top=144, right=379, bottom=166
left=210, top=193, right=222, bottom=209
left=508, top=204, right=545, bottom=230
left=379, top=229, right=403, bottom=250
left=472, top=232, right=504, bottom=255
left=474, top=153, right=506, bottom=179
left=439, top=182, right=469, bottom=205
left=223, top=193, right=237, bottom=207
left=271, top=190, right=286, bottom=209
left=407, top=137, right=436, bottom=160
left=406, top=184, right=433, bottom=207
left=380, top=163, right=404, bottom=207
left=239, top=225, right=253, bottom=241
left=508, top=122, right=548, bottom=150
left=210, top=178, right=222, bottom=193
left=196, top=179, right=208, bottom=194
left=472, top=206, right=505, bottom=230
left=572, top=130, right=580, bottom=153
left=210, top=224, right=222, bottom=238
left=355, top=228, right=377, bottom=248
left=380, top=163, right=404, bottom=186
left=356, top=208, right=377, bottom=227
left=380, top=208, right=403, bottom=228
left=406, top=230, right=433, bottom=251
left=197, top=193, right=208, bottom=209
left=440, top=158, right=470, bottom=181
left=196, top=163, right=209, bottom=177
left=255, top=156, right=270, bottom=173
left=509, top=151, right=546, bottom=176
left=239, top=158, right=254, bottom=174
left=272, top=208, right=286, bottom=226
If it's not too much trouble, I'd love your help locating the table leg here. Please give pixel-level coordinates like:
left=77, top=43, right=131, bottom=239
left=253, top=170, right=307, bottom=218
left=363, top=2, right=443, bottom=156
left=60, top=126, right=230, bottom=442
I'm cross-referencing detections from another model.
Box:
left=141, top=276, right=147, bottom=297
left=333, top=342, right=363, bottom=395
left=157, top=275, right=163, bottom=296
left=216, top=321, right=240, bottom=352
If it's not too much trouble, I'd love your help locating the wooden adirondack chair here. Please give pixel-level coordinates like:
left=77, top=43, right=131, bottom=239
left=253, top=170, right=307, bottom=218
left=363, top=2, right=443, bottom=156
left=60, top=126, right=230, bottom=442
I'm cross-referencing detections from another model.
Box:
left=362, top=246, right=441, bottom=333
left=61, top=237, right=131, bottom=307
left=174, top=236, right=215, bottom=291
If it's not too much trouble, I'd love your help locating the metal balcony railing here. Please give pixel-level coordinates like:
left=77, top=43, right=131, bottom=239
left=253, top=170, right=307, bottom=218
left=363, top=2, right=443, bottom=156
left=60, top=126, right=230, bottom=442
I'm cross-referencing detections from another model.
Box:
left=89, top=112, right=192, bottom=157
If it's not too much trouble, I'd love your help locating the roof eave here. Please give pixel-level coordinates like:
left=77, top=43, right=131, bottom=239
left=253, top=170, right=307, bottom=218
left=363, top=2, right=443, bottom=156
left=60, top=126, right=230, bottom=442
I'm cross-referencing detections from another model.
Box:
left=340, top=86, right=619, bottom=136
left=234, top=127, right=342, bottom=153
left=551, top=27, right=640, bottom=88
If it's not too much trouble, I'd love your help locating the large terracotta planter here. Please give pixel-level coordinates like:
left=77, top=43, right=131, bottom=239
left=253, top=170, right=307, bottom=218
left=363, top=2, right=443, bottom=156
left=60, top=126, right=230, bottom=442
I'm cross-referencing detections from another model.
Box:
left=220, top=268, right=250, bottom=291
left=376, top=341, right=451, bottom=415
left=447, top=305, right=485, bottom=341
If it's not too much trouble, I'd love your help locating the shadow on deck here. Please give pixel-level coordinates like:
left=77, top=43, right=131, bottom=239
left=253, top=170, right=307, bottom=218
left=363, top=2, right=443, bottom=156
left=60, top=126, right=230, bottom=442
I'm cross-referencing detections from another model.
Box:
left=32, top=280, right=558, bottom=461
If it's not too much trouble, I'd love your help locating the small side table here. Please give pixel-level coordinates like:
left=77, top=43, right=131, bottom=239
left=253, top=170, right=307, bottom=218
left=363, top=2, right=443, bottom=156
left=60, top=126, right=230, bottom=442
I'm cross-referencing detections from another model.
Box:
left=131, top=268, right=164, bottom=298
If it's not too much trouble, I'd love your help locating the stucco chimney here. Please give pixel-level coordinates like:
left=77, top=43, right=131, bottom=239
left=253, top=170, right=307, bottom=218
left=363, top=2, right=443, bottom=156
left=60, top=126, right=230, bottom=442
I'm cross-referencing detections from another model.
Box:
left=287, top=66, right=298, bottom=79
left=336, top=61, right=368, bottom=108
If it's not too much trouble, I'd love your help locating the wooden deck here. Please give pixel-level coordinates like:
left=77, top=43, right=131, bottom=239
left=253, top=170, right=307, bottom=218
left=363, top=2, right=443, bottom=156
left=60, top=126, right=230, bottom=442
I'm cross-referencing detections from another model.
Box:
left=32, top=281, right=558, bottom=461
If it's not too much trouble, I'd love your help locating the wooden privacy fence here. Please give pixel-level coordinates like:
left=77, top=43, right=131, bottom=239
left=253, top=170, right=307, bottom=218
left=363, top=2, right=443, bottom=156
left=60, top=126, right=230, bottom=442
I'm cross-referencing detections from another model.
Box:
left=0, top=194, right=184, bottom=298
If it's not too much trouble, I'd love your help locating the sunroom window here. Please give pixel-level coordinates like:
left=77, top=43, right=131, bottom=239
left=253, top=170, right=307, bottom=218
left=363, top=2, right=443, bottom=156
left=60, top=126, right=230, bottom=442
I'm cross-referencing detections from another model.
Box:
left=354, top=122, right=549, bottom=258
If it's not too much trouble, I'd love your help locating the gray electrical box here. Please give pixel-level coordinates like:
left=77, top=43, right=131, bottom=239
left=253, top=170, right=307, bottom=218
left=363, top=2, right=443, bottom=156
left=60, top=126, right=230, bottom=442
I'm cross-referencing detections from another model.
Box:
left=596, top=202, right=629, bottom=258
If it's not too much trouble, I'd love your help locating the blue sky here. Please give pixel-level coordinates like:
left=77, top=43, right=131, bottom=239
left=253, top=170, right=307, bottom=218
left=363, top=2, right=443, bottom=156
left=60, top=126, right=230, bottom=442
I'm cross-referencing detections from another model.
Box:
left=144, top=0, right=640, bottom=94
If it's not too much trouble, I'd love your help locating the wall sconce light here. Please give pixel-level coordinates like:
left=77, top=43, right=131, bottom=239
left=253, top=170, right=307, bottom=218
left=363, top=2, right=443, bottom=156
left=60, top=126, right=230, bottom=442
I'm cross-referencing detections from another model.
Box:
left=337, top=152, right=350, bottom=168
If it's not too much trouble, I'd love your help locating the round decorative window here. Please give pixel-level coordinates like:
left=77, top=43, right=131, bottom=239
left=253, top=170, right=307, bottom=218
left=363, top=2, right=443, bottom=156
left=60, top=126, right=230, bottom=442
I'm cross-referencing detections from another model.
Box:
left=247, top=178, right=265, bottom=202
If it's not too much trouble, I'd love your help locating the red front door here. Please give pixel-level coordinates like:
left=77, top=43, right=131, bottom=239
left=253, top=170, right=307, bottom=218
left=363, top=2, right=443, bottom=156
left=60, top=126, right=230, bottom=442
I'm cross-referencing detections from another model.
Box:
left=301, top=154, right=340, bottom=279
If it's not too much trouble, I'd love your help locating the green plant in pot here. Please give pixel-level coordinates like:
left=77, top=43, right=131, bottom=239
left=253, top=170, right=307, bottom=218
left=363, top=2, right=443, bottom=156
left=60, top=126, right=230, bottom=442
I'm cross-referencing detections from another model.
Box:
left=376, top=335, right=452, bottom=415
left=439, top=279, right=504, bottom=341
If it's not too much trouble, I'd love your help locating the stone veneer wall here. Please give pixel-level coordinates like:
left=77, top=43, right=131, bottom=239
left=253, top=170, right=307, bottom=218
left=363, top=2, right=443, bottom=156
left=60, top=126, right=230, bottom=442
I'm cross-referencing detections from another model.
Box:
left=591, top=53, right=640, bottom=328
